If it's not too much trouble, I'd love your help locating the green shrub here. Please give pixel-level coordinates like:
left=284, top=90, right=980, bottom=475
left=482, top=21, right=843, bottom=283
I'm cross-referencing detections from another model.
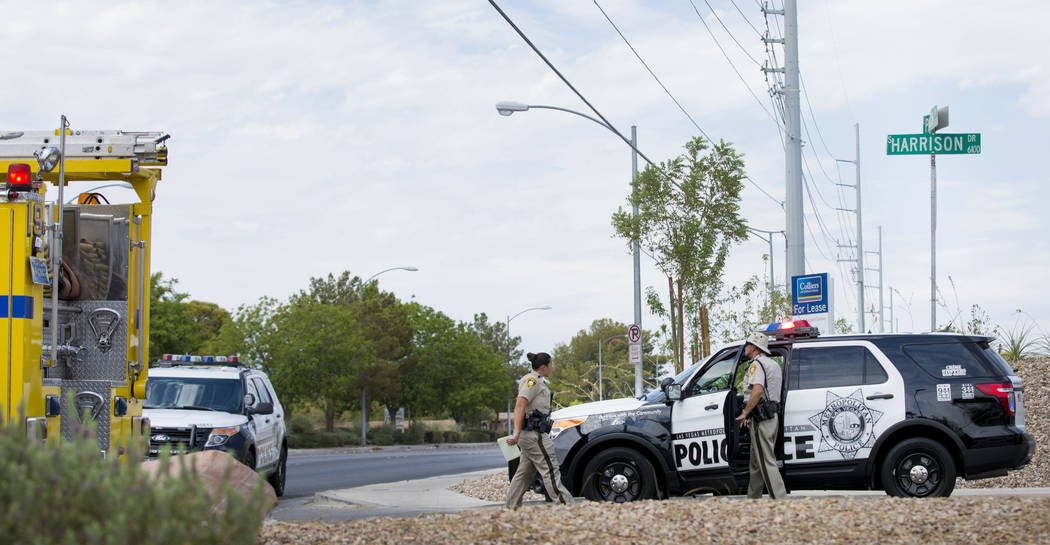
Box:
left=0, top=420, right=268, bottom=545
left=288, top=413, right=314, bottom=435
left=461, top=430, right=495, bottom=443
left=369, top=425, right=395, bottom=446
left=402, top=422, right=425, bottom=445
left=288, top=428, right=359, bottom=448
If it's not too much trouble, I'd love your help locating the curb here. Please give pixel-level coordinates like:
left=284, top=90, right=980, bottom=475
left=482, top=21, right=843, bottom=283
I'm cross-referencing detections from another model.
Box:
left=290, top=442, right=498, bottom=456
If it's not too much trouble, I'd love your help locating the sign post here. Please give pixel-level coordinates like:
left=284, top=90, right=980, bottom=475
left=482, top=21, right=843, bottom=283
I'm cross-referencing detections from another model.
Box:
left=628, top=324, right=642, bottom=367
left=887, top=106, right=980, bottom=331
left=791, top=272, right=834, bottom=334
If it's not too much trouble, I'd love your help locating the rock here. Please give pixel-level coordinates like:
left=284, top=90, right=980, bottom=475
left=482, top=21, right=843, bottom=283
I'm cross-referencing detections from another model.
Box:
left=142, top=450, right=277, bottom=518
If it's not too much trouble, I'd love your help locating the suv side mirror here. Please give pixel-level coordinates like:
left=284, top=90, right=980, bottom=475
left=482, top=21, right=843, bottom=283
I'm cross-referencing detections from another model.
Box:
left=248, top=401, right=274, bottom=415
left=661, top=377, right=682, bottom=404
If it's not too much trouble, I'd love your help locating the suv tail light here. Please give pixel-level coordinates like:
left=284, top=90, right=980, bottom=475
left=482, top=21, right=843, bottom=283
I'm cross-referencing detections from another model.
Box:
left=976, top=383, right=1016, bottom=415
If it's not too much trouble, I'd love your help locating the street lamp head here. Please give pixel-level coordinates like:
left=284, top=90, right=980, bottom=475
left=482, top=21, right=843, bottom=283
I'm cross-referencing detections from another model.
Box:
left=403, top=267, right=419, bottom=272
left=495, top=101, right=529, bottom=116
left=539, top=306, right=552, bottom=310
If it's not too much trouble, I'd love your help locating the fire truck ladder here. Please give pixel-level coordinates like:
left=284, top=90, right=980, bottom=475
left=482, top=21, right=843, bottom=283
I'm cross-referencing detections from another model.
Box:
left=0, top=130, right=168, bottom=167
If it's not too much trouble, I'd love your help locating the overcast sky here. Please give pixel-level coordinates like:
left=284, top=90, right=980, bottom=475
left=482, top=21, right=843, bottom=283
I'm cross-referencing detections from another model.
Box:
left=4, top=0, right=1047, bottom=355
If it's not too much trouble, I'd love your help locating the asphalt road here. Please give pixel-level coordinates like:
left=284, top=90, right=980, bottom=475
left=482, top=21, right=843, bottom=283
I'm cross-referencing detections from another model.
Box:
left=282, top=444, right=506, bottom=499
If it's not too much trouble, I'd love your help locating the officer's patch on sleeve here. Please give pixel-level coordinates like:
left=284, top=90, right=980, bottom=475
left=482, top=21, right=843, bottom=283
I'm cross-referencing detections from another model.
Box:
left=746, top=363, right=758, bottom=382
left=525, top=377, right=537, bottom=388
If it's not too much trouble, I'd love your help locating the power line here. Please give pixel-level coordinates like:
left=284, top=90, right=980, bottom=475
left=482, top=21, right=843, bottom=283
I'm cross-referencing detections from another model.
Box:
left=729, top=0, right=764, bottom=38
left=593, top=0, right=712, bottom=143
left=699, top=0, right=763, bottom=66
left=593, top=1, right=782, bottom=209
left=487, top=0, right=656, bottom=167
left=746, top=175, right=784, bottom=208
left=686, top=0, right=778, bottom=124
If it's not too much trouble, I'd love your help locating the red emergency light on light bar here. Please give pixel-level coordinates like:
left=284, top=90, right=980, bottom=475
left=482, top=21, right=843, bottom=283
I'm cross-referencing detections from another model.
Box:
left=763, top=319, right=819, bottom=339
left=7, top=163, right=32, bottom=189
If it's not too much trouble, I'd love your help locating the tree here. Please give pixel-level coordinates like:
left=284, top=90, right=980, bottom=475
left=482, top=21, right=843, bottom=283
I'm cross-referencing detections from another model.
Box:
left=149, top=273, right=231, bottom=361
left=469, top=312, right=525, bottom=401
left=612, top=136, right=748, bottom=373
left=265, top=300, right=375, bottom=432
left=710, top=275, right=792, bottom=347
left=294, top=271, right=413, bottom=419
left=548, top=319, right=661, bottom=408
left=399, top=304, right=506, bottom=423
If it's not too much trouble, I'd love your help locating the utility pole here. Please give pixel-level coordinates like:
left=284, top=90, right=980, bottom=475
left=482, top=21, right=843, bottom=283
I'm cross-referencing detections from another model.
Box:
left=763, top=0, right=802, bottom=292
left=854, top=124, right=863, bottom=332
left=865, top=225, right=884, bottom=333
left=890, top=285, right=898, bottom=331
left=835, top=123, right=863, bottom=332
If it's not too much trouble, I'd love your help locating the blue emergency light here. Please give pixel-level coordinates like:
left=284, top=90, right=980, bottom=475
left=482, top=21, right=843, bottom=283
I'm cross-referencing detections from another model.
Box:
left=763, top=319, right=819, bottom=339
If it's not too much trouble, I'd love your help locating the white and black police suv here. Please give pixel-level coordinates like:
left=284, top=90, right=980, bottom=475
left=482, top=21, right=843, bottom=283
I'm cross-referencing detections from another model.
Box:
left=548, top=321, right=1032, bottom=501
left=144, top=354, right=288, bottom=496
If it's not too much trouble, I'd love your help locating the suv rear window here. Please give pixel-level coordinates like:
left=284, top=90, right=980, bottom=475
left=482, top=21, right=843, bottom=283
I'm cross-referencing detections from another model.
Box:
left=789, top=346, right=888, bottom=390
left=902, top=341, right=1005, bottom=379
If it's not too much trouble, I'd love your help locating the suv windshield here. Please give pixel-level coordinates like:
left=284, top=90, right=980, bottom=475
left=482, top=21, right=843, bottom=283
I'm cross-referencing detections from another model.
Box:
left=145, top=377, right=244, bottom=413
left=644, top=359, right=709, bottom=402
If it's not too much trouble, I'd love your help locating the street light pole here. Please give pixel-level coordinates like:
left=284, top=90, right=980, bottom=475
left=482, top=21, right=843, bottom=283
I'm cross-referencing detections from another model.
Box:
left=505, top=305, right=552, bottom=435
left=357, top=266, right=418, bottom=447
left=497, top=101, right=644, bottom=397
left=747, top=227, right=785, bottom=312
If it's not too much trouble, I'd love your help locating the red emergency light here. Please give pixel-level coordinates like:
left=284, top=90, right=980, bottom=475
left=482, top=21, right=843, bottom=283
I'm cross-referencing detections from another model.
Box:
left=7, top=163, right=32, bottom=189
left=763, top=319, right=819, bottom=339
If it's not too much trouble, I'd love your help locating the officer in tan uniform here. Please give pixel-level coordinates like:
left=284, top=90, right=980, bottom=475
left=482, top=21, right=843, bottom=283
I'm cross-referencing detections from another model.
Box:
left=734, top=332, right=787, bottom=499
left=505, top=352, right=575, bottom=508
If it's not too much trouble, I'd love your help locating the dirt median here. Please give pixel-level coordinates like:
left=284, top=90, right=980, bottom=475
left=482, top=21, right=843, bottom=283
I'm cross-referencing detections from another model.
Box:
left=260, top=495, right=1050, bottom=544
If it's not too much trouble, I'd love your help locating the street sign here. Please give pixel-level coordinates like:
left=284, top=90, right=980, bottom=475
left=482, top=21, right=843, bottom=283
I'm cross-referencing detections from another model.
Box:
left=629, top=343, right=642, bottom=366
left=628, top=323, right=642, bottom=365
left=926, top=105, right=949, bottom=133
left=886, top=133, right=981, bottom=155
left=627, top=324, right=641, bottom=343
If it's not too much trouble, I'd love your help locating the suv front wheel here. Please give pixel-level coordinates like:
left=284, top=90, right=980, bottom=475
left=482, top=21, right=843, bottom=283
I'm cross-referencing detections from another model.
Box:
left=581, top=447, right=657, bottom=502
left=268, top=444, right=287, bottom=497
left=881, top=438, right=956, bottom=497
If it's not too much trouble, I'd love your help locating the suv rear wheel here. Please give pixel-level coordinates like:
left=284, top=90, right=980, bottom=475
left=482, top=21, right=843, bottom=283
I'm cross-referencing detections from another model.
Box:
left=881, top=438, right=956, bottom=497
left=581, top=447, right=656, bottom=502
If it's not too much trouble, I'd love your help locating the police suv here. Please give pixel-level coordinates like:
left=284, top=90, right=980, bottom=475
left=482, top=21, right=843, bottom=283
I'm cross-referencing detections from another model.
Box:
left=548, top=321, right=1033, bottom=501
left=144, top=355, right=288, bottom=496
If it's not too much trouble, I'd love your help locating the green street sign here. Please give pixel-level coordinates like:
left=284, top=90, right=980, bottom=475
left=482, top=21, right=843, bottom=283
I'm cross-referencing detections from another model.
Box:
left=886, top=133, right=981, bottom=155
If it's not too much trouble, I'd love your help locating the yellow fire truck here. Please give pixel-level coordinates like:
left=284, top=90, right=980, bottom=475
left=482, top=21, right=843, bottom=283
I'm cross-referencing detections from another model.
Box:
left=0, top=119, right=167, bottom=457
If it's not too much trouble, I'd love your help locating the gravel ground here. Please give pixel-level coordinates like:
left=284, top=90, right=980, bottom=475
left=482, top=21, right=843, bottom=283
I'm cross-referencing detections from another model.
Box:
left=448, top=471, right=545, bottom=504
left=958, top=356, right=1048, bottom=488
left=260, top=496, right=1050, bottom=544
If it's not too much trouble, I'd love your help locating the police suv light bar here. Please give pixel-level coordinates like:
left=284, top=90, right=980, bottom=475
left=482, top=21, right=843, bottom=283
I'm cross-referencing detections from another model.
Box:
left=763, top=319, right=820, bottom=339
left=156, top=354, right=245, bottom=367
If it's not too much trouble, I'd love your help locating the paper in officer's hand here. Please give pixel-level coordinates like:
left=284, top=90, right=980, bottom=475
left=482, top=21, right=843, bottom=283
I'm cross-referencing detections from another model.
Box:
left=497, top=436, right=521, bottom=461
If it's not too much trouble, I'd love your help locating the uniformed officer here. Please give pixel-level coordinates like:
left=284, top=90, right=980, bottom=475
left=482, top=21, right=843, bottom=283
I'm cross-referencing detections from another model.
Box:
left=734, top=332, right=787, bottom=499
left=505, top=352, right=575, bottom=508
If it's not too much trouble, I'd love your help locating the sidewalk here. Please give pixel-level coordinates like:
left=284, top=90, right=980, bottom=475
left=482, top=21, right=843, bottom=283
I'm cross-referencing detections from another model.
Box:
left=315, top=468, right=506, bottom=511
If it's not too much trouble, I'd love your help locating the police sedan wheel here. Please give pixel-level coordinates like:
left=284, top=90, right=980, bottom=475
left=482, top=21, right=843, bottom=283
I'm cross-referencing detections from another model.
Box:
left=582, top=447, right=656, bottom=502
left=881, top=438, right=956, bottom=498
